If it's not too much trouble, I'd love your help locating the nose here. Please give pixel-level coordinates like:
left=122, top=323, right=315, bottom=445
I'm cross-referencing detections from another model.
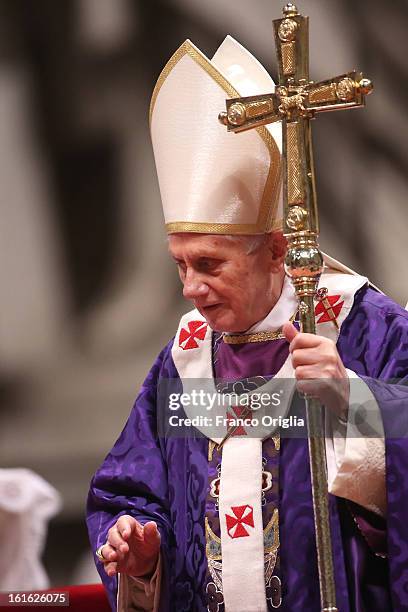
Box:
left=182, top=268, right=209, bottom=300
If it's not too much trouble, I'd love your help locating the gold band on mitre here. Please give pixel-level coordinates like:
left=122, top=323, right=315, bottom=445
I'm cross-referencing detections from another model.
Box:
left=150, top=37, right=283, bottom=235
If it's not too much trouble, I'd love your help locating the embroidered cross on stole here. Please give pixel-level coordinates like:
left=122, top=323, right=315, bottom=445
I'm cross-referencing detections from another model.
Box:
left=205, top=435, right=281, bottom=610
left=204, top=371, right=282, bottom=611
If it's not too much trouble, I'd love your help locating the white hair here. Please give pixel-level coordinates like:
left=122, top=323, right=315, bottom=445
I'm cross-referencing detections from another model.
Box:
left=223, top=234, right=267, bottom=254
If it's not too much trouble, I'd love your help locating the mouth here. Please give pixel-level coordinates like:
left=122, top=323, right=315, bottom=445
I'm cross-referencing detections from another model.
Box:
left=200, top=303, right=222, bottom=314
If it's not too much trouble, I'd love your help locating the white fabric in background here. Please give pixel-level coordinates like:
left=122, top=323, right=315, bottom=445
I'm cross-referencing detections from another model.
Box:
left=0, top=468, right=61, bottom=590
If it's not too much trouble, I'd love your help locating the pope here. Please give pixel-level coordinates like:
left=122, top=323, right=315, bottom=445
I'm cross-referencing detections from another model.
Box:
left=87, top=36, right=408, bottom=611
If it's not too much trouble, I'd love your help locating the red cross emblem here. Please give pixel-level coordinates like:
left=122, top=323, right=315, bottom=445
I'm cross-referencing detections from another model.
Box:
left=226, top=504, right=254, bottom=539
left=314, top=288, right=344, bottom=328
left=179, top=320, right=208, bottom=350
left=225, top=406, right=251, bottom=437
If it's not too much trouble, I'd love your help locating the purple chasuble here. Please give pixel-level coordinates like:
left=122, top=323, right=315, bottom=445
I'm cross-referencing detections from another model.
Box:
left=87, top=285, right=408, bottom=611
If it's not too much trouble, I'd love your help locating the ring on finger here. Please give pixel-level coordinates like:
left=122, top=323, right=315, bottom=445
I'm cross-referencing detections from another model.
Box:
left=96, top=544, right=109, bottom=563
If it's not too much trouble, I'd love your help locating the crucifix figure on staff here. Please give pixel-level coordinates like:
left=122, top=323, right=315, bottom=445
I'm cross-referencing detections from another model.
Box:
left=87, top=4, right=408, bottom=612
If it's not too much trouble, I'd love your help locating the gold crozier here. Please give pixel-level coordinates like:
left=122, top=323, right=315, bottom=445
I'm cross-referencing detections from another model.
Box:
left=218, top=4, right=373, bottom=612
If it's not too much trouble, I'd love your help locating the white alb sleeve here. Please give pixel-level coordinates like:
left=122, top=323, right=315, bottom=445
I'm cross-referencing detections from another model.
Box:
left=325, top=369, right=386, bottom=517
left=117, top=554, right=161, bottom=612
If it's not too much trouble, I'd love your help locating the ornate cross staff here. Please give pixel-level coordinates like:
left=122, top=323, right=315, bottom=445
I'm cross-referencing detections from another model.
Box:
left=218, top=4, right=373, bottom=611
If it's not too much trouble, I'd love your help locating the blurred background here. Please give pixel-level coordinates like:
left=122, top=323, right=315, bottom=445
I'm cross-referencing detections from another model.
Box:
left=0, top=0, right=406, bottom=589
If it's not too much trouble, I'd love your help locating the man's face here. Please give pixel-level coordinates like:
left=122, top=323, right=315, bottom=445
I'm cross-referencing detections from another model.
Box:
left=168, top=233, right=285, bottom=333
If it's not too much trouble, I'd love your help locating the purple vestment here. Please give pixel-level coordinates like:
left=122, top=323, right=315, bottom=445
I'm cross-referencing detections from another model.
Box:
left=87, top=286, right=408, bottom=611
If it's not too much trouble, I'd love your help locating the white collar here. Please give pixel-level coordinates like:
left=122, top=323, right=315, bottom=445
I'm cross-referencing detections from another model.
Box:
left=240, top=274, right=298, bottom=335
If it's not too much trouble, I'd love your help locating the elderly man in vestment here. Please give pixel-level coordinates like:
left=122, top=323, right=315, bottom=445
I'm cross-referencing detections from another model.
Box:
left=87, top=37, right=408, bottom=611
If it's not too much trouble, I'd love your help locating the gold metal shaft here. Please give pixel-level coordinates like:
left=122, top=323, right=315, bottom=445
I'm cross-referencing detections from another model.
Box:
left=218, top=4, right=373, bottom=609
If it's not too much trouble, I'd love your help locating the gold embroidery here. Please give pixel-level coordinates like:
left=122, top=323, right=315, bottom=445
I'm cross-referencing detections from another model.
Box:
left=222, top=329, right=286, bottom=344
left=165, top=218, right=283, bottom=235
left=208, top=440, right=216, bottom=462
left=272, top=434, right=281, bottom=451
left=264, top=508, right=280, bottom=554
left=222, top=311, right=297, bottom=344
left=205, top=517, right=222, bottom=561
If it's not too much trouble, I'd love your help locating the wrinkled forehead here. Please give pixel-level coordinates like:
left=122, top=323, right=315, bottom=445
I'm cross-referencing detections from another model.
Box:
left=168, top=233, right=237, bottom=257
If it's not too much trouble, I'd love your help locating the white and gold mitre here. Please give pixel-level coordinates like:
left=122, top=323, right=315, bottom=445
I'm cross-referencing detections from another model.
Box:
left=150, top=36, right=282, bottom=235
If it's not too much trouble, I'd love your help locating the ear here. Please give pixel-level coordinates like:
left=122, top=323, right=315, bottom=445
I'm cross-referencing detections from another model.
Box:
left=267, top=231, right=287, bottom=271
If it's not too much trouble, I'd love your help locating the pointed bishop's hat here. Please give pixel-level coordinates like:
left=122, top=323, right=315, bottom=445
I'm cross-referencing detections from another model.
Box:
left=150, top=36, right=282, bottom=235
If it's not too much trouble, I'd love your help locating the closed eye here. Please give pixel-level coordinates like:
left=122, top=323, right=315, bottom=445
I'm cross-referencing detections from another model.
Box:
left=173, top=257, right=221, bottom=276
left=175, top=261, right=187, bottom=277
left=196, top=258, right=220, bottom=273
